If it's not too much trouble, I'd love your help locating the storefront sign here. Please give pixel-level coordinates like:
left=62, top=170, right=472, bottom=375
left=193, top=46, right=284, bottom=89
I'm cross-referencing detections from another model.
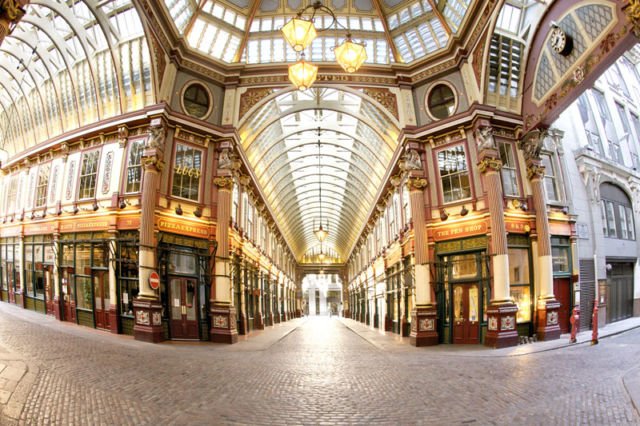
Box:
left=549, top=221, right=572, bottom=236
left=505, top=220, right=530, bottom=234
left=60, top=219, right=113, bottom=233
left=24, top=222, right=58, bottom=236
left=0, top=225, right=22, bottom=237
left=117, top=216, right=140, bottom=230
left=433, top=221, right=487, bottom=241
left=157, top=218, right=210, bottom=238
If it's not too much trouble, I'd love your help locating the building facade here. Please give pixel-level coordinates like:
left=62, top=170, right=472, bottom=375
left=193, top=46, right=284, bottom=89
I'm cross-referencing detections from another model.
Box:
left=0, top=0, right=639, bottom=347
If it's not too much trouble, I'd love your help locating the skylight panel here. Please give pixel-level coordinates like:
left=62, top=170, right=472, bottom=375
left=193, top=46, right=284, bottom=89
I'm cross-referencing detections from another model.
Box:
left=163, top=0, right=195, bottom=33
left=496, top=3, right=522, bottom=34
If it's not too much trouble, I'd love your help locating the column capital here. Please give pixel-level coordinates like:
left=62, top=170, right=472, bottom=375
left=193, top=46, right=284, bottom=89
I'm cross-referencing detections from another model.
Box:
left=406, top=177, right=428, bottom=191
left=526, top=163, right=546, bottom=181
left=142, top=155, right=164, bottom=172
left=213, top=176, right=234, bottom=190
left=399, top=147, right=423, bottom=173
left=477, top=157, right=503, bottom=174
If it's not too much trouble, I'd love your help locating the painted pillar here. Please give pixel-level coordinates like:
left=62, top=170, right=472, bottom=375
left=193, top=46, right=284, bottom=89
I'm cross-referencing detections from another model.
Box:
left=133, top=120, right=165, bottom=343
left=254, top=270, right=264, bottom=330
left=476, top=124, right=518, bottom=348
left=52, top=231, right=62, bottom=320
left=404, top=146, right=438, bottom=345
left=210, top=171, right=239, bottom=343
left=520, top=129, right=560, bottom=341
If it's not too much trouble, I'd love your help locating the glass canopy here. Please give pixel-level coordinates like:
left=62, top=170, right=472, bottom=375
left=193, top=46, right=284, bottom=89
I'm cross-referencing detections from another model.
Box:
left=239, top=87, right=401, bottom=263
left=162, top=0, right=476, bottom=65
left=0, top=0, right=154, bottom=156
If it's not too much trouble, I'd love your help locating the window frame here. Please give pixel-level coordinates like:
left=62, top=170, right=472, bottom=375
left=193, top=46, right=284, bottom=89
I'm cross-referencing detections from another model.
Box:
left=497, top=141, right=520, bottom=197
left=77, top=149, right=101, bottom=201
left=170, top=141, right=205, bottom=202
left=122, top=137, right=146, bottom=194
left=436, top=144, right=472, bottom=204
left=35, top=163, right=51, bottom=208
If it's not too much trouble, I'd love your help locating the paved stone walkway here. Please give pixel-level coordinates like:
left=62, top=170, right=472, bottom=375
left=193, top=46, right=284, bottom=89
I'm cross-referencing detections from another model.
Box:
left=0, top=302, right=639, bottom=425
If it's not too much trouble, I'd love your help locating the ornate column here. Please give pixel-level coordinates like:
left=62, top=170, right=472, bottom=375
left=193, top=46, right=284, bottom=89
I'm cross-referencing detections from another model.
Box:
left=52, top=231, right=62, bottom=320
left=108, top=231, right=119, bottom=334
left=404, top=147, right=437, bottom=346
left=476, top=124, right=518, bottom=348
left=210, top=168, right=239, bottom=343
left=133, top=121, right=165, bottom=343
left=520, top=129, right=560, bottom=341
left=254, top=271, right=264, bottom=330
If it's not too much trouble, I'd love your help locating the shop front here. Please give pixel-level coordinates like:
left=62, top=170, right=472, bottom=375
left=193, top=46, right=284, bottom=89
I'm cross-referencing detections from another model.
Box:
left=435, top=237, right=490, bottom=344
left=158, top=234, right=212, bottom=341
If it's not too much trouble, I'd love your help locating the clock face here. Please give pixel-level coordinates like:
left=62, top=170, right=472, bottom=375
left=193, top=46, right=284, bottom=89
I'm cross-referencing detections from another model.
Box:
left=550, top=26, right=573, bottom=56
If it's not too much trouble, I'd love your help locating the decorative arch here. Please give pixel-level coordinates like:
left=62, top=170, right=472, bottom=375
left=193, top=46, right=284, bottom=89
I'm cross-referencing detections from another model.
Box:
left=521, top=0, right=638, bottom=132
left=236, top=85, right=402, bottom=263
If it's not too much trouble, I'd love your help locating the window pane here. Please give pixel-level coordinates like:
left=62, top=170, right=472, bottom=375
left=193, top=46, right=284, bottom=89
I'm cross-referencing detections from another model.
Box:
left=172, top=144, right=202, bottom=201
left=78, top=151, right=100, bottom=199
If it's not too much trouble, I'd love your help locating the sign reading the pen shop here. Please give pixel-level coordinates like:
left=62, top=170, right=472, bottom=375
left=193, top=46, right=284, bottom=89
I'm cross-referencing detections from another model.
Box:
left=157, top=218, right=210, bottom=238
left=433, top=221, right=487, bottom=242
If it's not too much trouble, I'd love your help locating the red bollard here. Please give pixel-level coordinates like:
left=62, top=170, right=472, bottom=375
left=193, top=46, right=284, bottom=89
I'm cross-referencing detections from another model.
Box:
left=569, top=307, right=579, bottom=343
left=591, top=302, right=599, bottom=345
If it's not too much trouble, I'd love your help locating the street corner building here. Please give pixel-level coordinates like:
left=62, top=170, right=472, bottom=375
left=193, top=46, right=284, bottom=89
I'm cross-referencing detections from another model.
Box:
left=0, top=0, right=639, bottom=348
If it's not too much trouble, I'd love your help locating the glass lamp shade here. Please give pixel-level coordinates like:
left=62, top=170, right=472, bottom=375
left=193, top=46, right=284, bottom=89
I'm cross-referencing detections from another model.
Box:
left=334, top=39, right=367, bottom=73
left=318, top=251, right=326, bottom=262
left=281, top=17, right=317, bottom=52
left=288, top=59, right=318, bottom=90
left=314, top=224, right=328, bottom=242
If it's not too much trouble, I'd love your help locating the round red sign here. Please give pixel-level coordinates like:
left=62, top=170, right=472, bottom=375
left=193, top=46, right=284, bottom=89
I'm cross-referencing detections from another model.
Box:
left=149, top=271, right=160, bottom=290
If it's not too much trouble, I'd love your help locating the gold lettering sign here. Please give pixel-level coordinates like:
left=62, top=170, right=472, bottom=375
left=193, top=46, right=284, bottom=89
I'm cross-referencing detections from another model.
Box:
left=433, top=221, right=487, bottom=241
left=174, top=164, right=201, bottom=179
left=158, top=218, right=209, bottom=238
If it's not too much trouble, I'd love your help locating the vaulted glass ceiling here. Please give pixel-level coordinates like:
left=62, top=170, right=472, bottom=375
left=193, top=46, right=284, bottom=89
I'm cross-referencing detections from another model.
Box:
left=0, top=0, right=154, bottom=156
left=239, top=87, right=401, bottom=263
left=162, top=0, right=475, bottom=65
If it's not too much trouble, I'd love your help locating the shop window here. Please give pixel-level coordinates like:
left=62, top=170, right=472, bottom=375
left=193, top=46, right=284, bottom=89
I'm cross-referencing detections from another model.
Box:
left=508, top=247, right=531, bottom=323
left=182, top=83, right=211, bottom=119
left=600, top=183, right=635, bottom=240
left=35, top=164, right=50, bottom=207
left=168, top=251, right=197, bottom=275
left=172, top=143, right=202, bottom=201
left=498, top=142, right=519, bottom=197
left=450, top=253, right=477, bottom=279
left=551, top=237, right=570, bottom=274
left=437, top=145, right=471, bottom=203
left=118, top=234, right=139, bottom=317
left=78, top=150, right=100, bottom=200
left=125, top=139, right=144, bottom=193
left=427, top=83, right=456, bottom=119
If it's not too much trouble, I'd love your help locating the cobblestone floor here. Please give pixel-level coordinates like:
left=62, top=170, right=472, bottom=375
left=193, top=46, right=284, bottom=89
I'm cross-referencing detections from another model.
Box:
left=0, top=303, right=639, bottom=425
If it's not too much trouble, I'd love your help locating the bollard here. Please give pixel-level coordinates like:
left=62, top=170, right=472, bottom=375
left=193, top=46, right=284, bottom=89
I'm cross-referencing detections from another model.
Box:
left=569, top=307, right=579, bottom=343
left=591, top=302, right=599, bottom=345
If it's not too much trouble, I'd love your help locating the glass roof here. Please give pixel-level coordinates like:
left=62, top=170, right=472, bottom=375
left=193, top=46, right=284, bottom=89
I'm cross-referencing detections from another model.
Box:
left=239, top=87, right=401, bottom=262
left=0, top=0, right=154, bottom=156
left=162, top=0, right=475, bottom=65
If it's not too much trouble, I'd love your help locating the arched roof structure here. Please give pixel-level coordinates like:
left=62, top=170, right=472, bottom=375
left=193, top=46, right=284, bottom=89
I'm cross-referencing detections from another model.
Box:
left=0, top=0, right=155, bottom=156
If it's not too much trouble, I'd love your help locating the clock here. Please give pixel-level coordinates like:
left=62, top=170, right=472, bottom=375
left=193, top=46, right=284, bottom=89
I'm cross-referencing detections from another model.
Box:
left=550, top=25, right=573, bottom=56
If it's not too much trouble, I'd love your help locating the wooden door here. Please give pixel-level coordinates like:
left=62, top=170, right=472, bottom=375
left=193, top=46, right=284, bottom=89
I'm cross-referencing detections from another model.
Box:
left=45, top=267, right=55, bottom=315
left=553, top=278, right=571, bottom=333
left=94, top=271, right=110, bottom=330
left=169, top=278, right=199, bottom=339
left=61, top=268, right=76, bottom=323
left=452, top=284, right=480, bottom=344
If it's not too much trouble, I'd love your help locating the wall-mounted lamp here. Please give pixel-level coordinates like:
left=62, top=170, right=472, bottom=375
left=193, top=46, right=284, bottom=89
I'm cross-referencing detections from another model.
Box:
left=175, top=204, right=183, bottom=215
left=440, top=209, right=449, bottom=221
left=460, top=205, right=469, bottom=216
left=92, top=201, right=99, bottom=211
left=562, top=206, right=569, bottom=215
left=119, top=199, right=127, bottom=209
left=194, top=207, right=202, bottom=218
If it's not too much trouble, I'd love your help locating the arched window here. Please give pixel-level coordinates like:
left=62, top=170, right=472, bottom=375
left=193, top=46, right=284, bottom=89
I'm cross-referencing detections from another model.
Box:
left=600, top=183, right=635, bottom=240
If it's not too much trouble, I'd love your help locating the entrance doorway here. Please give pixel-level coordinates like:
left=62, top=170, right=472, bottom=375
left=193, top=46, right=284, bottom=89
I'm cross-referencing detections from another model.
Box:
left=61, top=267, right=76, bottom=323
left=553, top=278, right=571, bottom=333
left=606, top=262, right=634, bottom=323
left=169, top=277, right=199, bottom=339
left=452, top=284, right=480, bottom=344
left=93, top=271, right=110, bottom=330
